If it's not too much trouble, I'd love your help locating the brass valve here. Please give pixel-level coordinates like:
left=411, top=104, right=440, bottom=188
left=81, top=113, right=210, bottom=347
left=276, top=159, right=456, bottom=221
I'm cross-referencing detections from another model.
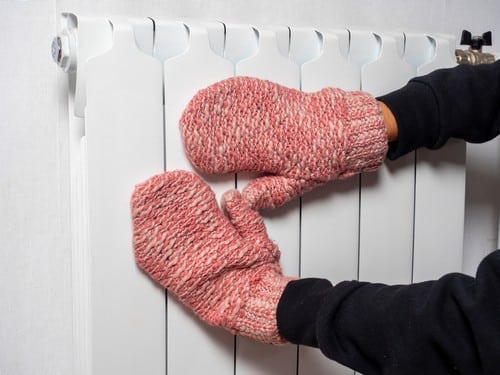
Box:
left=455, top=30, right=495, bottom=65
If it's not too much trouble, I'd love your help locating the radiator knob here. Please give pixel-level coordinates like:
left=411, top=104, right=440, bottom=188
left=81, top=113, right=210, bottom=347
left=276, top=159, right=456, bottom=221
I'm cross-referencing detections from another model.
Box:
left=460, top=30, right=492, bottom=51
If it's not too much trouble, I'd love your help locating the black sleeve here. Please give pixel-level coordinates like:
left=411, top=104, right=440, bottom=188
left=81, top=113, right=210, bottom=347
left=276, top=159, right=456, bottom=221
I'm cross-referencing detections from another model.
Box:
left=377, top=60, right=500, bottom=160
left=277, top=250, right=500, bottom=375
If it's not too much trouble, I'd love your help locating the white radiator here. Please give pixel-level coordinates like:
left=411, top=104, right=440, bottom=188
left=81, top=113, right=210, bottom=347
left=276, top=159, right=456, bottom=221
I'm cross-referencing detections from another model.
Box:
left=55, top=13, right=466, bottom=375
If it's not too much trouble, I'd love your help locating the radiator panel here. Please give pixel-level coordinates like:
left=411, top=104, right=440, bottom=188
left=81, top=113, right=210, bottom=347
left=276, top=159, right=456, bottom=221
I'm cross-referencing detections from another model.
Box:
left=84, top=18, right=166, bottom=374
left=226, top=24, right=301, bottom=375
left=409, top=34, right=466, bottom=283
left=296, top=28, right=360, bottom=375
left=161, top=21, right=236, bottom=374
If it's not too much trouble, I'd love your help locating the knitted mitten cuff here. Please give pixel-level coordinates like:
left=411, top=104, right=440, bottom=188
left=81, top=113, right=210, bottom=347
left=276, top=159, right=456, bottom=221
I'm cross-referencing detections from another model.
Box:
left=335, top=90, right=389, bottom=179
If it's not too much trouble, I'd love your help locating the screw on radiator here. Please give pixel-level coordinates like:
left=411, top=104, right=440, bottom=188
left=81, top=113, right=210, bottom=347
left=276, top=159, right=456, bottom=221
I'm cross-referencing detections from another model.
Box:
left=51, top=28, right=77, bottom=73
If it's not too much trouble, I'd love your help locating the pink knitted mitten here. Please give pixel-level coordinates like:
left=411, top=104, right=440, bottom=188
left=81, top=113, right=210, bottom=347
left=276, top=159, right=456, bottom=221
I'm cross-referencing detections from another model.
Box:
left=180, top=77, right=388, bottom=210
left=131, top=170, right=294, bottom=344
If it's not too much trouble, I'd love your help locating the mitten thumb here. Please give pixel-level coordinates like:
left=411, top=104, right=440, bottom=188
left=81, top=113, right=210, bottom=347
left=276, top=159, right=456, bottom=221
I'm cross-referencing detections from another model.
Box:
left=241, top=175, right=322, bottom=210
left=221, top=189, right=281, bottom=261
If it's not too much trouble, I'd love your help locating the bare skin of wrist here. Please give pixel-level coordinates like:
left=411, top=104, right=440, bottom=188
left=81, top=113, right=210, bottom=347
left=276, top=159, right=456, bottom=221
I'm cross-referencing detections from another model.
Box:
left=378, top=101, right=398, bottom=142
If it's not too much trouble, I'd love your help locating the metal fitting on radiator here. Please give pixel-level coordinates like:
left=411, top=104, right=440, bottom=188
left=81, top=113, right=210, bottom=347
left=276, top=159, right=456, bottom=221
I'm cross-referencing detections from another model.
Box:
left=455, top=30, right=496, bottom=65
left=51, top=27, right=77, bottom=73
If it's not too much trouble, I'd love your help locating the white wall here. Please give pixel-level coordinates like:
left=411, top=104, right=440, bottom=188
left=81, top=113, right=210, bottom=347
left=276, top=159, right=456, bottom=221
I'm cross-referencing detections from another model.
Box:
left=1, top=1, right=499, bottom=374
left=1, top=2, right=72, bottom=374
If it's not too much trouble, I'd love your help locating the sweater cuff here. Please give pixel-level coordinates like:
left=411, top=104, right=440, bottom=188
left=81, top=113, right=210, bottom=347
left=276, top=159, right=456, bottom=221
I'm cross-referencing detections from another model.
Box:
left=276, top=278, right=333, bottom=347
left=378, top=81, right=441, bottom=160
left=277, top=278, right=367, bottom=350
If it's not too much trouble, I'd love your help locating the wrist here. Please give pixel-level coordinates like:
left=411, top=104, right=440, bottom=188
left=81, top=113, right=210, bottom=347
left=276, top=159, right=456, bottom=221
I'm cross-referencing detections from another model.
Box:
left=378, top=101, right=398, bottom=142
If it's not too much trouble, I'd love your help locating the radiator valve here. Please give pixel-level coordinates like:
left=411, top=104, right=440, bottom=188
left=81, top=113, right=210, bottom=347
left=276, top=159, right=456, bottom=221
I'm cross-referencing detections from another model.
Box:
left=455, top=30, right=495, bottom=65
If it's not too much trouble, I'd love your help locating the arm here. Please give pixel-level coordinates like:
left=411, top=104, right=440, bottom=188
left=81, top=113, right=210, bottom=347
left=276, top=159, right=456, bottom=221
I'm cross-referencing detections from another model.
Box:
left=377, top=60, right=500, bottom=159
left=277, top=250, right=500, bottom=375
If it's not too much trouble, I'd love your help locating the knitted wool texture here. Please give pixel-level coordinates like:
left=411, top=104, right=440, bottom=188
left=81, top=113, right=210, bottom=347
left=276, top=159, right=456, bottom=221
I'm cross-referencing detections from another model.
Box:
left=180, top=76, right=388, bottom=210
left=131, top=170, right=294, bottom=344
